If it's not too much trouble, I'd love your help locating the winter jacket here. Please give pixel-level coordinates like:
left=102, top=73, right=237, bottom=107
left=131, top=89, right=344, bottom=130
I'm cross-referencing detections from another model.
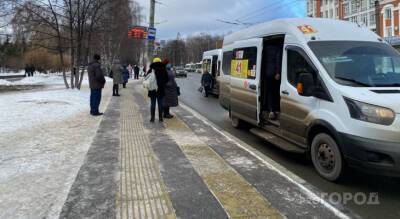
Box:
left=87, top=61, right=106, bottom=89
left=148, top=62, right=169, bottom=98
left=122, top=68, right=129, bottom=83
left=164, top=69, right=179, bottom=107
left=201, top=72, right=213, bottom=87
left=111, top=64, right=124, bottom=84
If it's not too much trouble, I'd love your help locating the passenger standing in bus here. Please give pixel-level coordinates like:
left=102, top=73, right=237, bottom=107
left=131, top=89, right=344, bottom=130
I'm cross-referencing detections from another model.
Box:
left=265, top=45, right=283, bottom=120
left=201, top=70, right=213, bottom=97
left=163, top=59, right=179, bottom=118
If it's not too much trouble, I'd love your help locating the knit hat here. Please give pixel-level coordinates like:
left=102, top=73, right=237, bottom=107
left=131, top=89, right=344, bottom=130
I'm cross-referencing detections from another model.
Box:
left=153, top=57, right=162, bottom=63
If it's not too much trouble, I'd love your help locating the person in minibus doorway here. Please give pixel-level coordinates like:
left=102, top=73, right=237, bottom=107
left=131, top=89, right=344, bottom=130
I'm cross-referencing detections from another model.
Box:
left=201, top=70, right=213, bottom=97
left=265, top=45, right=283, bottom=120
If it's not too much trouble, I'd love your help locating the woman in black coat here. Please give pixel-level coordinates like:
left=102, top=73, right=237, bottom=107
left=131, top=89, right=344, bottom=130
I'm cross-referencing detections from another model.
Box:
left=163, top=61, right=179, bottom=118
left=148, top=58, right=169, bottom=122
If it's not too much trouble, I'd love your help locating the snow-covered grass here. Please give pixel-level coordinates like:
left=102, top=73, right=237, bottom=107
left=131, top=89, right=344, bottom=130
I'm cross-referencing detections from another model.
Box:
left=0, top=70, right=25, bottom=76
left=0, top=74, right=66, bottom=86
left=0, top=75, right=112, bottom=218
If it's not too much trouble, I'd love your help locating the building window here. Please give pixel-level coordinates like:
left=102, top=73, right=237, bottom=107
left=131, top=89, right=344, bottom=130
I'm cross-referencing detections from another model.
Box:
left=344, top=4, right=349, bottom=16
left=385, top=8, right=392, bottom=19
left=369, top=0, right=375, bottom=8
left=361, top=0, right=367, bottom=11
left=370, top=12, right=376, bottom=25
left=351, top=1, right=357, bottom=14
left=330, top=9, right=333, bottom=18
left=321, top=11, right=324, bottom=18
left=386, top=27, right=393, bottom=37
left=336, top=7, right=339, bottom=17
left=361, top=13, right=368, bottom=26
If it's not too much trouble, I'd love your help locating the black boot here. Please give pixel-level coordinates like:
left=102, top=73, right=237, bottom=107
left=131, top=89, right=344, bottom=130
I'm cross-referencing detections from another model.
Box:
left=159, top=110, right=163, bottom=122
left=150, top=107, right=155, bottom=123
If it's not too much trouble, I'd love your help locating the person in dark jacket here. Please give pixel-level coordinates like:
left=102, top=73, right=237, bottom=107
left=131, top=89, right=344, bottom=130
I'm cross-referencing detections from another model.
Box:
left=148, top=57, right=169, bottom=122
left=134, top=65, right=140, bottom=79
left=201, top=70, right=213, bottom=97
left=110, top=59, right=123, bottom=96
left=163, top=60, right=179, bottom=118
left=87, top=54, right=106, bottom=116
left=265, top=45, right=283, bottom=120
left=122, top=65, right=129, bottom=88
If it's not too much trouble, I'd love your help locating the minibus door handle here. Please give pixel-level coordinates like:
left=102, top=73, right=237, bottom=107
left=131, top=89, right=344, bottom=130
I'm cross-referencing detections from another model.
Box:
left=281, top=90, right=289, bottom=95
left=249, top=84, right=257, bottom=90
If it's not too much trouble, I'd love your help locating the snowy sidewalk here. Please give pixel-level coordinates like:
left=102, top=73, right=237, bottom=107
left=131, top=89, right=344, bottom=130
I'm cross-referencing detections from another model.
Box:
left=58, top=81, right=355, bottom=219
left=0, top=76, right=113, bottom=219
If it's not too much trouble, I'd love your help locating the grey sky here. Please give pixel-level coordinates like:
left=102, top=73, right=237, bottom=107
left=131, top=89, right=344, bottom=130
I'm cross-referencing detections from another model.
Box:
left=136, top=0, right=306, bottom=40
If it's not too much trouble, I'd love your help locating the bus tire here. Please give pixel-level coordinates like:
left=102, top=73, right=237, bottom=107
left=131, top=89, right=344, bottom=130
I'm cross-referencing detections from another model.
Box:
left=311, top=133, right=345, bottom=182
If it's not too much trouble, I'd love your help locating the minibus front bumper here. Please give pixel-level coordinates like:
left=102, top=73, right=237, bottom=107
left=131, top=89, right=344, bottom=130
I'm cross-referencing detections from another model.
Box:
left=339, top=133, right=400, bottom=176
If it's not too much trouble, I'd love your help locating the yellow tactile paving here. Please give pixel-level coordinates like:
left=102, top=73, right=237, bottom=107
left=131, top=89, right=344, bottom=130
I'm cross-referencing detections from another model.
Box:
left=164, top=117, right=283, bottom=219
left=116, top=91, right=175, bottom=219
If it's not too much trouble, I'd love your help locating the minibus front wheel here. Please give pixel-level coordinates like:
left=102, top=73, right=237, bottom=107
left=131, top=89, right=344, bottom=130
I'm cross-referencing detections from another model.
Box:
left=311, top=133, right=345, bottom=181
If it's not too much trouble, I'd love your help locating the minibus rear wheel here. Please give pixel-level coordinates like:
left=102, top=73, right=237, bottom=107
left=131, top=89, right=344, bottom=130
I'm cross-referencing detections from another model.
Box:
left=311, top=133, right=344, bottom=182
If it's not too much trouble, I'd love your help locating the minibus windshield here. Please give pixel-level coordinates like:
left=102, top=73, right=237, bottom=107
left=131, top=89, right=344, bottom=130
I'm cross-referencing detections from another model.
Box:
left=309, top=41, right=400, bottom=87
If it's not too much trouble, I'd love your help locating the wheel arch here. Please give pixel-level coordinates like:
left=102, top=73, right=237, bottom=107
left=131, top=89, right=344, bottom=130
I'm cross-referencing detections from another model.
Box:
left=306, top=120, right=341, bottom=150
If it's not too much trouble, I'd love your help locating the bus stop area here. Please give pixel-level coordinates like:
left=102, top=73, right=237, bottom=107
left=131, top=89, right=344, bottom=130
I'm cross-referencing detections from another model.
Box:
left=56, top=81, right=354, bottom=219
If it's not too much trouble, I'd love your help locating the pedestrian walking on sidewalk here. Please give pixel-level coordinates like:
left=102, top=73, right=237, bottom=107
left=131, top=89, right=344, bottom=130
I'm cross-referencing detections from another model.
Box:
left=147, top=57, right=169, bottom=123
left=163, top=59, right=179, bottom=119
left=122, top=65, right=129, bottom=88
left=201, top=70, right=213, bottom=97
left=134, top=65, right=140, bottom=79
left=110, top=59, right=123, bottom=96
left=87, top=54, right=106, bottom=116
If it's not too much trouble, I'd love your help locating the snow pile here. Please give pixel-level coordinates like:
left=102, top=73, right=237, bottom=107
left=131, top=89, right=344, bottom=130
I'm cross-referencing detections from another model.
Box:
left=0, top=75, right=65, bottom=87
left=0, top=70, right=25, bottom=76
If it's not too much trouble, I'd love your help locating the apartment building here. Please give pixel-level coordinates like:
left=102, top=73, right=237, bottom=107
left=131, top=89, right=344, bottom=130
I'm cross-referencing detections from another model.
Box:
left=307, top=0, right=400, bottom=39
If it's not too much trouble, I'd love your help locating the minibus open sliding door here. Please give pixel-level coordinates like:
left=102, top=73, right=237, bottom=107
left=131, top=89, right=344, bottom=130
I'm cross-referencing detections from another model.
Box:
left=230, top=38, right=263, bottom=125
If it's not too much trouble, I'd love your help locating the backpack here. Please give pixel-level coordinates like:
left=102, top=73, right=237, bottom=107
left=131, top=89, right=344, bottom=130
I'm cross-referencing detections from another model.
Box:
left=143, top=71, right=158, bottom=91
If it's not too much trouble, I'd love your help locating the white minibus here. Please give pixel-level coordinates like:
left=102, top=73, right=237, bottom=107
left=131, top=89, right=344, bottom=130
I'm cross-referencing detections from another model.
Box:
left=202, top=49, right=222, bottom=95
left=219, top=18, right=400, bottom=181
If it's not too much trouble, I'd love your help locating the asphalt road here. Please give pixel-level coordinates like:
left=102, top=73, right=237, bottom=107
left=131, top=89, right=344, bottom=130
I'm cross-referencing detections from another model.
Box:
left=176, top=72, right=400, bottom=219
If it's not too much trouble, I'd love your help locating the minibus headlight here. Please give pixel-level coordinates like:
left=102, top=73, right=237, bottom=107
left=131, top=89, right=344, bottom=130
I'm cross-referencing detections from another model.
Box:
left=344, top=98, right=395, bottom=125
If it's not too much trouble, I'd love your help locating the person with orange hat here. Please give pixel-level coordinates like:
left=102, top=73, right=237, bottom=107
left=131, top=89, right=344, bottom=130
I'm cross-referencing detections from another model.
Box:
left=147, top=57, right=169, bottom=122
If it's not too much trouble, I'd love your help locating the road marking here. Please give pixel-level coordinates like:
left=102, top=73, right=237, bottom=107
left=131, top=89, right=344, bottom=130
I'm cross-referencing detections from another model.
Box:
left=117, top=91, right=175, bottom=219
left=179, top=103, right=352, bottom=219
left=164, top=117, right=283, bottom=218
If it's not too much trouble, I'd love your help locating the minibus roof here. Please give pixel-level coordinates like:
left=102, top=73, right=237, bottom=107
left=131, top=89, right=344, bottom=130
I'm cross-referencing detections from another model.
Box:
left=223, top=18, right=382, bottom=46
left=203, top=49, right=222, bottom=57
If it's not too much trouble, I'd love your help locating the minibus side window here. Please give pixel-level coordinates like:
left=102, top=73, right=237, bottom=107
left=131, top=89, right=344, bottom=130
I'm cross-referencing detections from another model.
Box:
left=232, top=47, right=258, bottom=79
left=287, top=49, right=317, bottom=87
left=222, top=51, right=233, bottom=75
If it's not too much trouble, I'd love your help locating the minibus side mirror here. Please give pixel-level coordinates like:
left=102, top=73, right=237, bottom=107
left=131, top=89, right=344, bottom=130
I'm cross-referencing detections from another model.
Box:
left=297, top=73, right=314, bottom=97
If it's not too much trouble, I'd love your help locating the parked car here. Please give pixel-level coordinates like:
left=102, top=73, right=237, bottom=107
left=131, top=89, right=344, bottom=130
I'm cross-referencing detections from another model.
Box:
left=174, top=66, right=187, bottom=78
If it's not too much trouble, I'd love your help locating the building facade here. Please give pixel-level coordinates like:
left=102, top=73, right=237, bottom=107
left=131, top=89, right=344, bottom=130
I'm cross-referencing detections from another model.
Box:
left=307, top=0, right=400, bottom=38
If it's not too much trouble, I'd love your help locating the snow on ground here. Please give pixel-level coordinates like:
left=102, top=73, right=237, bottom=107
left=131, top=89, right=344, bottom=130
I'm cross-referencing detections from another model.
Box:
left=0, top=70, right=25, bottom=76
left=0, top=75, right=90, bottom=133
left=0, top=74, right=71, bottom=87
left=0, top=75, right=112, bottom=219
